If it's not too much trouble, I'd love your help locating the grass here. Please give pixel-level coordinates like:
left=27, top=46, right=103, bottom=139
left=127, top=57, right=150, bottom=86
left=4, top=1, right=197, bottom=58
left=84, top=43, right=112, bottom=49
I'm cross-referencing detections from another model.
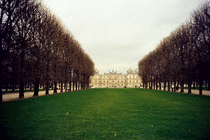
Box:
left=0, top=88, right=210, bottom=140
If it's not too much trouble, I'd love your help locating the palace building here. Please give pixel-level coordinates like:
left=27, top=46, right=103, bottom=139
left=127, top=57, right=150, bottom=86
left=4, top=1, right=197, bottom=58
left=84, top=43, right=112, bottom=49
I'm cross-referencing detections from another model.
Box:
left=90, top=68, right=142, bottom=88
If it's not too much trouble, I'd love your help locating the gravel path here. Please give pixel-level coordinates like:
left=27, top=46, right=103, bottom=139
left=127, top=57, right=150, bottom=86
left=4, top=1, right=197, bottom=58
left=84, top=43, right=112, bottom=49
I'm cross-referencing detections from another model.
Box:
left=2, top=88, right=210, bottom=102
left=159, top=88, right=210, bottom=96
left=2, top=89, right=63, bottom=102
left=176, top=88, right=210, bottom=96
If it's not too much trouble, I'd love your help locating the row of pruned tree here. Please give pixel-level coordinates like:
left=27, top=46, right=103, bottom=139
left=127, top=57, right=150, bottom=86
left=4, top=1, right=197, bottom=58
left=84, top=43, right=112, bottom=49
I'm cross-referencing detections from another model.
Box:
left=0, top=0, right=95, bottom=102
left=138, top=1, right=210, bottom=95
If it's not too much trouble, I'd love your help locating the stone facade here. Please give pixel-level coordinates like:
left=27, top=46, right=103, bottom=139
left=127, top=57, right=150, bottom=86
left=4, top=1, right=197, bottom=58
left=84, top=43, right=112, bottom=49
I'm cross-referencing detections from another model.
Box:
left=90, top=68, right=142, bottom=88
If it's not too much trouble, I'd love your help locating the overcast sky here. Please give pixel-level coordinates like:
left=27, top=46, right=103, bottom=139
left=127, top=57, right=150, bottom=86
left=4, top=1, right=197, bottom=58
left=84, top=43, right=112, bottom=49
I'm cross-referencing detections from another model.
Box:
left=43, top=0, right=205, bottom=74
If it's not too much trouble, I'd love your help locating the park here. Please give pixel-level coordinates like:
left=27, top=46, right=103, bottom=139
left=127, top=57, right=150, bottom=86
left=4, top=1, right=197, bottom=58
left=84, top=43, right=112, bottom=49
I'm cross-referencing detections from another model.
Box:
left=1, top=88, right=210, bottom=139
left=1, top=0, right=210, bottom=139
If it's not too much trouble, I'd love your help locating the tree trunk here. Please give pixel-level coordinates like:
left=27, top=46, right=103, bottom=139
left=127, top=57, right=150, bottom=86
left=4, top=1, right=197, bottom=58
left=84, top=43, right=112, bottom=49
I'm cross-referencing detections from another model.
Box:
left=180, top=80, right=184, bottom=93
left=199, top=79, right=203, bottom=95
left=69, top=81, right=71, bottom=92
left=168, top=81, right=170, bottom=91
left=159, top=82, right=161, bottom=90
left=45, top=81, right=49, bottom=95
left=65, top=81, right=67, bottom=92
left=188, top=80, right=192, bottom=94
left=54, top=81, right=57, bottom=94
left=61, top=82, right=63, bottom=93
left=73, top=81, right=74, bottom=91
left=30, top=83, right=32, bottom=92
left=76, top=81, right=77, bottom=91
left=174, top=81, right=176, bottom=92
left=12, top=81, right=15, bottom=92
left=177, top=81, right=180, bottom=91
left=19, top=51, right=25, bottom=98
left=156, top=82, right=158, bottom=90
left=153, top=80, right=155, bottom=90
left=34, top=78, right=39, bottom=97
left=19, top=78, right=24, bottom=98
left=208, top=78, right=210, bottom=91
left=164, top=81, right=166, bottom=91
left=193, top=81, right=196, bottom=89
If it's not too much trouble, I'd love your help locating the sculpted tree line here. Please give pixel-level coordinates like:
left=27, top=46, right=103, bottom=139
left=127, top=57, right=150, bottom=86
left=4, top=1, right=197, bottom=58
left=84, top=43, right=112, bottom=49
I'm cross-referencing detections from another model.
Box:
left=0, top=0, right=95, bottom=102
left=138, top=2, right=210, bottom=95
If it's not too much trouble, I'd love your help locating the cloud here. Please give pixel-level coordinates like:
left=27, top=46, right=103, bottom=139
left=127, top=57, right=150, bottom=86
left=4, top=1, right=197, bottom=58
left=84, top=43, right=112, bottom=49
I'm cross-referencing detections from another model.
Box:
left=43, top=0, right=206, bottom=74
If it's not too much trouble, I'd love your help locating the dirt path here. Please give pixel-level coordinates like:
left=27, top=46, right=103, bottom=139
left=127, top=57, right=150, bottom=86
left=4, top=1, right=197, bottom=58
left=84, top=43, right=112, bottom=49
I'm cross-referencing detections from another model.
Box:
left=2, top=88, right=210, bottom=102
left=158, top=87, right=210, bottom=96
left=2, top=89, right=63, bottom=102
left=176, top=88, right=210, bottom=96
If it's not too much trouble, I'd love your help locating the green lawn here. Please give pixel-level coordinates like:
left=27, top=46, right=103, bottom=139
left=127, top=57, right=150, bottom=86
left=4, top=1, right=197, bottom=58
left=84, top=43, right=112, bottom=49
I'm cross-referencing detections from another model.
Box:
left=0, top=88, right=210, bottom=140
